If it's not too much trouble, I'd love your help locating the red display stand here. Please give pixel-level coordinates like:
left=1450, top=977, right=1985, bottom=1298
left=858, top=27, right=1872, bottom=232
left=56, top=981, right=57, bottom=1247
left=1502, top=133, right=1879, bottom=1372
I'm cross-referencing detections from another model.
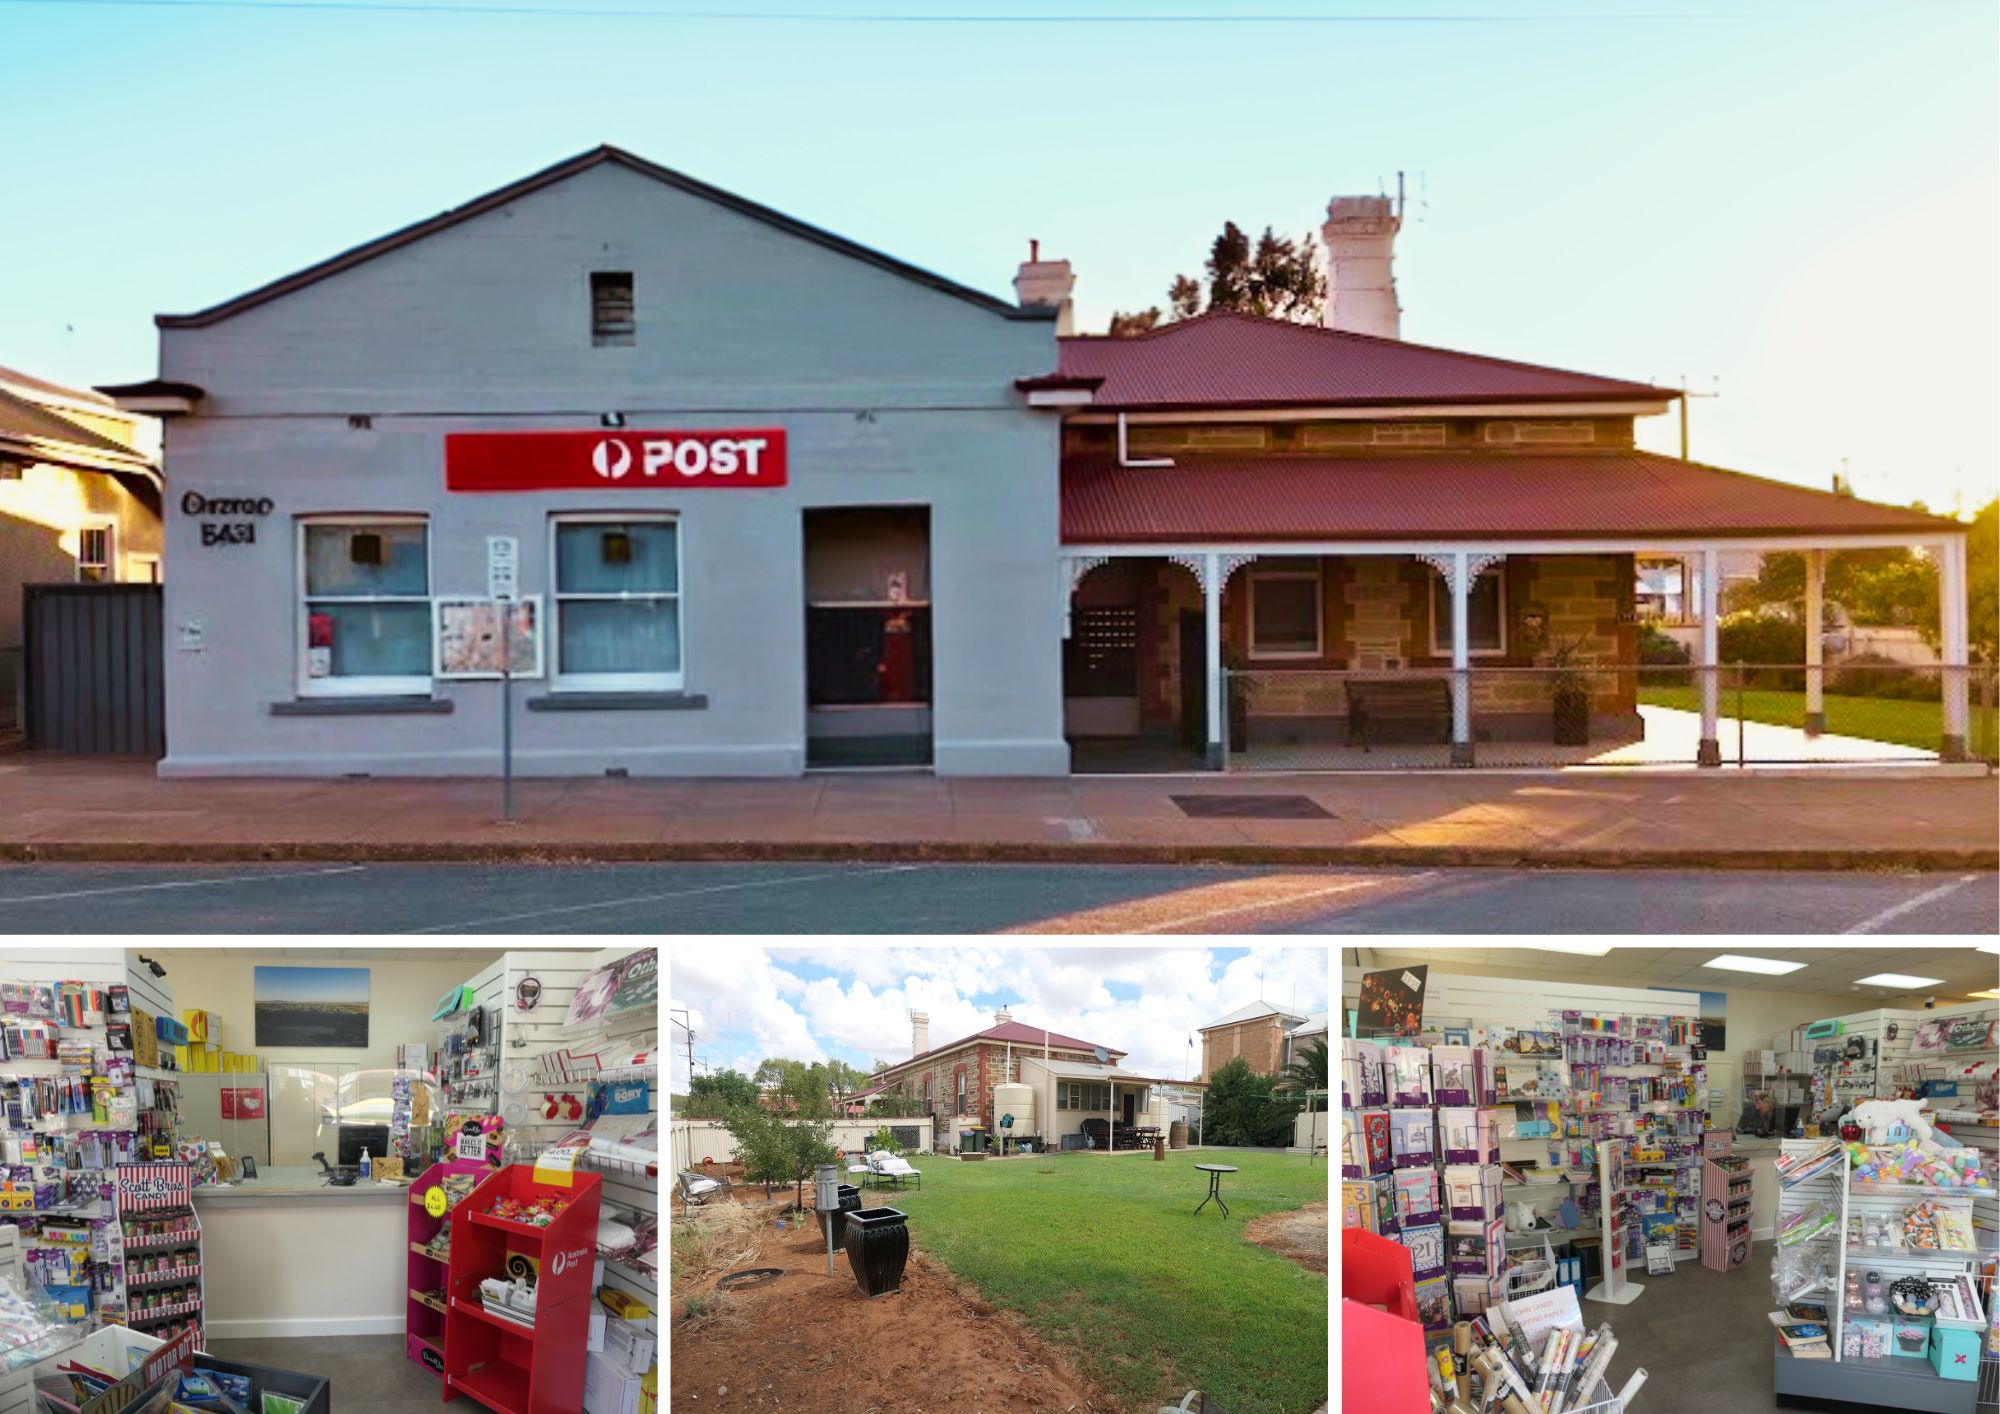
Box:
left=407, top=1158, right=492, bottom=1382
left=443, top=1164, right=602, bottom=1414
left=1342, top=1228, right=1428, bottom=1414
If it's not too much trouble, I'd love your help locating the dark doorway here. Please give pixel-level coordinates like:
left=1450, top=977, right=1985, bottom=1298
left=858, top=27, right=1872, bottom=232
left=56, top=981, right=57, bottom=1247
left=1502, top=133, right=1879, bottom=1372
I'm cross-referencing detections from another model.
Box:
left=1121, top=1091, right=1136, bottom=1127
left=1178, top=610, right=1207, bottom=751
left=23, top=583, right=164, bottom=756
left=803, top=507, right=933, bottom=767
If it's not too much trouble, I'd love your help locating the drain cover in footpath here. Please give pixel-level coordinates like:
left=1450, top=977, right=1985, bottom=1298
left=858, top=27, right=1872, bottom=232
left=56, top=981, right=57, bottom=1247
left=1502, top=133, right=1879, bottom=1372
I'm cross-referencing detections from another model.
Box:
left=1170, top=794, right=1332, bottom=820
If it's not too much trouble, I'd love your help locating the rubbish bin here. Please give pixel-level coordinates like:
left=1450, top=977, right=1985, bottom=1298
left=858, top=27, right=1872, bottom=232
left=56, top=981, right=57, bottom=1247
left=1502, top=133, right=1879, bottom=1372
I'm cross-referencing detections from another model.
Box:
left=960, top=1128, right=985, bottom=1153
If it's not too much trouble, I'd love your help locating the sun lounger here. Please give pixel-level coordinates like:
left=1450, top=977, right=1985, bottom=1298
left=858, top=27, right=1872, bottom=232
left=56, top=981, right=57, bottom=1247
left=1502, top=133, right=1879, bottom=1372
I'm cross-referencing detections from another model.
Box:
left=677, top=1169, right=726, bottom=1206
left=866, top=1149, right=922, bottom=1190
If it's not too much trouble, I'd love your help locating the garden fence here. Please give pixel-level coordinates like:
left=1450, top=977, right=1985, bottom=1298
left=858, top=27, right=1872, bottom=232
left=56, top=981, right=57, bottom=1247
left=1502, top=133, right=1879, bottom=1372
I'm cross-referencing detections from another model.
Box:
left=1225, top=663, right=1997, bottom=771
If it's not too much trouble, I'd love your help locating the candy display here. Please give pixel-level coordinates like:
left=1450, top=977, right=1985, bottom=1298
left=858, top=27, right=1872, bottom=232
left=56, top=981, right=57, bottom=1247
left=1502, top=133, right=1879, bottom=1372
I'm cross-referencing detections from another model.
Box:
left=1845, top=1138, right=1993, bottom=1190
left=487, top=1192, right=572, bottom=1227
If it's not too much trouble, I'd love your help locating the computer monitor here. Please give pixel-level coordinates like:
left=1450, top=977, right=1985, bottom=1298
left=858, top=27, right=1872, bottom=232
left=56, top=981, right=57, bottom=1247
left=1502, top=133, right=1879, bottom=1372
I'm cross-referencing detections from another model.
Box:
left=337, top=1124, right=390, bottom=1168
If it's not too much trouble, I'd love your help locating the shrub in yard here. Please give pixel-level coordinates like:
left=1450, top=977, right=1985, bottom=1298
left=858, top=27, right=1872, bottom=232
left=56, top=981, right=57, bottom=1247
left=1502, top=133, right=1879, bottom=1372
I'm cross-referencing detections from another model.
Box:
left=865, top=1125, right=904, bottom=1156
left=1203, top=1057, right=1295, bottom=1146
left=1830, top=653, right=1939, bottom=701
left=1719, top=611, right=1805, bottom=685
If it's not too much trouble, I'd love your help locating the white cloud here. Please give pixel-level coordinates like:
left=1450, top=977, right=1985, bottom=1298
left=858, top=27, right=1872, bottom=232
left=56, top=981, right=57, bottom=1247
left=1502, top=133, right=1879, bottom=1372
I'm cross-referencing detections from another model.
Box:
left=671, top=945, right=1329, bottom=1089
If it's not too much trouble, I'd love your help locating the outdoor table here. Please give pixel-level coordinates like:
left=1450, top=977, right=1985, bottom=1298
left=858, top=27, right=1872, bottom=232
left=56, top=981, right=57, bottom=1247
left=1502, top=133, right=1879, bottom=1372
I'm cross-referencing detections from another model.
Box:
left=1193, top=1163, right=1238, bottom=1216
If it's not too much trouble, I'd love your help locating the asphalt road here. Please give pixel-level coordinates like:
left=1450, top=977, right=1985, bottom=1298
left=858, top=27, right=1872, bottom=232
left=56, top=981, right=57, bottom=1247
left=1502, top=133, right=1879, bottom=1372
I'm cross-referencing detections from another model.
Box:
left=0, top=862, right=1992, bottom=935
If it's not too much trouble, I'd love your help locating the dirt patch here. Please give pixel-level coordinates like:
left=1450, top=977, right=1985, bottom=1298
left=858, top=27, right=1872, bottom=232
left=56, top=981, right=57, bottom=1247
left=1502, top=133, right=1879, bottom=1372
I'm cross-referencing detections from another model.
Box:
left=1243, top=1202, right=1328, bottom=1274
left=672, top=1207, right=1108, bottom=1412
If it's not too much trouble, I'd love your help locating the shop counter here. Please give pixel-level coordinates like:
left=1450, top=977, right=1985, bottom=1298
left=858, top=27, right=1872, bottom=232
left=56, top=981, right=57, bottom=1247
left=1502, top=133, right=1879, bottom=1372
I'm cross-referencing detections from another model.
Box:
left=194, top=1170, right=418, bottom=1338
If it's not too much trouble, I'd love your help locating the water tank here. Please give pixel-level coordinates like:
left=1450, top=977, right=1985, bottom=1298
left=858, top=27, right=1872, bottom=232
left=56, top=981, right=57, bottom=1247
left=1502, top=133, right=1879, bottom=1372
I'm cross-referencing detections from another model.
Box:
left=993, top=1083, right=1035, bottom=1136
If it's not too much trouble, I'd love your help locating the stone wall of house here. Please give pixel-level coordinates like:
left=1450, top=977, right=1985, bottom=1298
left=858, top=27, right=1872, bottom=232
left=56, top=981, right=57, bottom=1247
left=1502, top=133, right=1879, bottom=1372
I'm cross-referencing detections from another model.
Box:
left=876, top=1040, right=1102, bottom=1144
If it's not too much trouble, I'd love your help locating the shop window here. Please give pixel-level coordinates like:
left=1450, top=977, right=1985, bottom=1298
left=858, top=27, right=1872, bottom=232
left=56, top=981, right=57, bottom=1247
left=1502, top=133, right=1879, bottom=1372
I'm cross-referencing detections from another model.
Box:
left=1429, top=567, right=1507, bottom=656
left=1248, top=560, right=1322, bottom=659
left=552, top=517, right=682, bottom=691
left=77, top=524, right=115, bottom=583
left=591, top=271, right=635, bottom=346
left=300, top=519, right=431, bottom=694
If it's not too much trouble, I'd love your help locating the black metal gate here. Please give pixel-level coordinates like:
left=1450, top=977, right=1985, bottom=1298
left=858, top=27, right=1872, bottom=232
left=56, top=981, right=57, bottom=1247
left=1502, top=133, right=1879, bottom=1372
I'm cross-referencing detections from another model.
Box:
left=23, top=583, right=165, bottom=755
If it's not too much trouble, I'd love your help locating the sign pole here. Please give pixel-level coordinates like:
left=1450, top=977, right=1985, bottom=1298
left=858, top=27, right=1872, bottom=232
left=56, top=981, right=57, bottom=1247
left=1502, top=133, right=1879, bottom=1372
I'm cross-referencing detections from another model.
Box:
left=486, top=536, right=521, bottom=823
left=501, top=606, right=513, bottom=822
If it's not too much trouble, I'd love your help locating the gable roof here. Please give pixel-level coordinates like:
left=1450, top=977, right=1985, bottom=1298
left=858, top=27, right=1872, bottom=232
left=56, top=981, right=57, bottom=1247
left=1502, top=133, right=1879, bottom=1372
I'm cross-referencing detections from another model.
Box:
left=883, top=1019, right=1126, bottom=1072
left=1041, top=311, right=1675, bottom=412
left=1203, top=1000, right=1308, bottom=1029
left=157, top=145, right=1053, bottom=330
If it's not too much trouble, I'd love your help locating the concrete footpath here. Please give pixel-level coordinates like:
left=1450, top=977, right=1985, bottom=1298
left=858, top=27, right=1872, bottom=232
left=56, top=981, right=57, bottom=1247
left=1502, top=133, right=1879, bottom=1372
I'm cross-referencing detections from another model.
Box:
left=0, top=758, right=1993, bottom=870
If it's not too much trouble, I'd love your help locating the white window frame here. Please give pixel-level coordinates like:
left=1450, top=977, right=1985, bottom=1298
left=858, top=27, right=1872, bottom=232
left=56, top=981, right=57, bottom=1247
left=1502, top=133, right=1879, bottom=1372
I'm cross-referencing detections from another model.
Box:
left=1246, top=561, right=1324, bottom=661
left=297, top=515, right=433, bottom=698
left=549, top=513, right=684, bottom=693
left=1428, top=566, right=1509, bottom=658
left=76, top=521, right=117, bottom=583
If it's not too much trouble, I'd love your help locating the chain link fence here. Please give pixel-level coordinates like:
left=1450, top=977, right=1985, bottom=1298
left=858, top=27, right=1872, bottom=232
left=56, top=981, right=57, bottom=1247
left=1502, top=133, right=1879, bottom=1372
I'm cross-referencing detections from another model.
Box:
left=1226, top=663, right=1996, bottom=770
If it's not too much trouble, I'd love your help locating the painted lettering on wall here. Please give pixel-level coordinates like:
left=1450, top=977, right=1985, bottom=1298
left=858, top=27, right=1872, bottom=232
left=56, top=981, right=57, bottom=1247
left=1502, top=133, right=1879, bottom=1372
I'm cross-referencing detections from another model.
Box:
left=181, top=491, right=274, bottom=546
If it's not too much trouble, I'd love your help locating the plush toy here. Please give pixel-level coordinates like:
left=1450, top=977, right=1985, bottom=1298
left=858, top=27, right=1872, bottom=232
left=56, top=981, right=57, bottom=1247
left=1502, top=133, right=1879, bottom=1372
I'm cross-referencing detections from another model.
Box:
left=1850, top=1098, right=1935, bottom=1145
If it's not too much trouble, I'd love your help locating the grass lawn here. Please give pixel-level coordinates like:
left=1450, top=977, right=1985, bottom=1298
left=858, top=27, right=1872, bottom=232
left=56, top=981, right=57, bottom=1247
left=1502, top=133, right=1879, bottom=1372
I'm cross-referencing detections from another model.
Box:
left=877, top=1149, right=1327, bottom=1414
left=1638, top=684, right=1997, bottom=756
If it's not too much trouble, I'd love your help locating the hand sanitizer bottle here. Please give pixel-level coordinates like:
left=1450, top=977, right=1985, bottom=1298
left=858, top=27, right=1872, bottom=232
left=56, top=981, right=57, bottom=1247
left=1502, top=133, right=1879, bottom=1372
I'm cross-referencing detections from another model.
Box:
left=360, top=1146, right=372, bottom=1180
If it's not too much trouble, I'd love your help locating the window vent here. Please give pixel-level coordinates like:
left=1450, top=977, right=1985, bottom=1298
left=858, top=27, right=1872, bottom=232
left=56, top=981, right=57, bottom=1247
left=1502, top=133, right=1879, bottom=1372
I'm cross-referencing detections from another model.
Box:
left=1485, top=421, right=1594, bottom=445
left=591, top=271, right=635, bottom=346
left=1372, top=423, right=1446, bottom=446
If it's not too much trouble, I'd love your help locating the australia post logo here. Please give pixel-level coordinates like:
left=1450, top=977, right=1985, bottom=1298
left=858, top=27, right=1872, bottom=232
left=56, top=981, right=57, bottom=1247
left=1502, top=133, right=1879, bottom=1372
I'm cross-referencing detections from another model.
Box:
left=446, top=428, right=787, bottom=492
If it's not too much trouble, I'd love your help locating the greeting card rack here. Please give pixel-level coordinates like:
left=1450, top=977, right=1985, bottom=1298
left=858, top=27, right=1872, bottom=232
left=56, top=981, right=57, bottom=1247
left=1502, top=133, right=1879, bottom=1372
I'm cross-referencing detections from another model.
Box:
left=407, top=1157, right=491, bottom=1383
left=112, top=1161, right=203, bottom=1350
left=443, top=1163, right=602, bottom=1414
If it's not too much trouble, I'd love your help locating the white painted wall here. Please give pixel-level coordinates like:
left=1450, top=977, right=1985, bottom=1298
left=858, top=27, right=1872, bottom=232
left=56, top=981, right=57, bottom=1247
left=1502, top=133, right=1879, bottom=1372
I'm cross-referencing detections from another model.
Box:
left=670, top=1117, right=934, bottom=1169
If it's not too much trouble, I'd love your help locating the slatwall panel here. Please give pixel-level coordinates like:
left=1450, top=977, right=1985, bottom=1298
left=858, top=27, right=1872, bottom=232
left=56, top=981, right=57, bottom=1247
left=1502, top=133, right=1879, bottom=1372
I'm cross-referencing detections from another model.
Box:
left=500, top=951, right=604, bottom=1147
left=573, top=947, right=657, bottom=1389
left=1340, top=969, right=1701, bottom=1029
left=0, top=1226, right=30, bottom=1414
left=121, top=949, right=176, bottom=1027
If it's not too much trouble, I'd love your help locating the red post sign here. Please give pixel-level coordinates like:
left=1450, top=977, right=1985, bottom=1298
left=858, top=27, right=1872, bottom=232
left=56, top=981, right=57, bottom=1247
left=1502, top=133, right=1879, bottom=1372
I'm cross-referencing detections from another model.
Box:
left=446, top=428, right=787, bottom=491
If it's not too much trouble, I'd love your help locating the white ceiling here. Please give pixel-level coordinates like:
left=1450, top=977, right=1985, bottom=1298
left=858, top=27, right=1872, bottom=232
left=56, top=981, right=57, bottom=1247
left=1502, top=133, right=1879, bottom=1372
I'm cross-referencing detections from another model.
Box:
left=1341, top=945, right=2000, bottom=1000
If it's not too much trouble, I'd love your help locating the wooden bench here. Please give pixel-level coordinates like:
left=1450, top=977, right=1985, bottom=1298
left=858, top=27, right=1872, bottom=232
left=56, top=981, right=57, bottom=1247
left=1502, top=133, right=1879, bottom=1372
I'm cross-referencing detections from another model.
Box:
left=1344, top=677, right=1452, bottom=750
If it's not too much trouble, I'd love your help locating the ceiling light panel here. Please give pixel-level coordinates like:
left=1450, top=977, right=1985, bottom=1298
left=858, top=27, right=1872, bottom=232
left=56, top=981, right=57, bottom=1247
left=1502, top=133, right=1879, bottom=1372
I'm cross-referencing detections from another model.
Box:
left=1703, top=954, right=1807, bottom=976
left=1853, top=973, right=1945, bottom=989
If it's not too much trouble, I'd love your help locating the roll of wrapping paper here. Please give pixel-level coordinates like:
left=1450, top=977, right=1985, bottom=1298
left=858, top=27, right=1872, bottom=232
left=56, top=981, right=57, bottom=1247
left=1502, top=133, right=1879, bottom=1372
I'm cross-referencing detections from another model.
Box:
left=1436, top=1347, right=1456, bottom=1397
left=1454, top=1322, right=1475, bottom=1402
left=1499, top=1396, right=1533, bottom=1414
left=1567, top=1329, right=1619, bottom=1413
left=1551, top=1327, right=1601, bottom=1414
left=1533, top=1329, right=1566, bottom=1410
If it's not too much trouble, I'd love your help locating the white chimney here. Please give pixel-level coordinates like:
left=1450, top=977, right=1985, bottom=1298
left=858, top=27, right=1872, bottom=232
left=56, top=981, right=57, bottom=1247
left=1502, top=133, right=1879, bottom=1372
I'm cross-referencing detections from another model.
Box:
left=1013, top=240, right=1075, bottom=335
left=1321, top=196, right=1402, bottom=339
left=911, top=1010, right=930, bottom=1057
left=994, top=1007, right=1014, bottom=1025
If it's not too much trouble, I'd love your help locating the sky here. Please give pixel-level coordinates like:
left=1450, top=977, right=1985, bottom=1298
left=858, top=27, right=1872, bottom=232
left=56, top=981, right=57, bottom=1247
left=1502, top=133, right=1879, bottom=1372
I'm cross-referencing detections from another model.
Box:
left=667, top=944, right=1330, bottom=1090
left=4, top=0, right=1995, bottom=512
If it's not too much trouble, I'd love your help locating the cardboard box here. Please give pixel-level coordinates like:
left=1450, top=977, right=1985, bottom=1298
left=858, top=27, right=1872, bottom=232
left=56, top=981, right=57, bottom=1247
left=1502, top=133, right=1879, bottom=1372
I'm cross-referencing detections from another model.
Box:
left=584, top=1351, right=645, bottom=1414
left=131, top=1007, right=158, bottom=1068
left=604, top=1316, right=654, bottom=1374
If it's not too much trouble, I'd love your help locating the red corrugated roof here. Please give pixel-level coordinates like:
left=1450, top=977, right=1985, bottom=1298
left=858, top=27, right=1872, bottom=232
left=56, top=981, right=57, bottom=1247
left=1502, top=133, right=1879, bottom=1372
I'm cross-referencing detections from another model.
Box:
left=1048, top=312, right=1673, bottom=410
left=1061, top=451, right=1958, bottom=543
left=897, top=1020, right=1125, bottom=1068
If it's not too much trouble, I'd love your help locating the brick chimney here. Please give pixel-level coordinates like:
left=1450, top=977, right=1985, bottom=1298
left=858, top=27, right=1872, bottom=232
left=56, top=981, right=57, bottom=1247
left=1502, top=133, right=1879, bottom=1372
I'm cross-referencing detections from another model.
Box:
left=911, top=1010, right=930, bottom=1057
left=1013, top=240, right=1075, bottom=335
left=1321, top=196, right=1402, bottom=339
left=994, top=1007, right=1014, bottom=1025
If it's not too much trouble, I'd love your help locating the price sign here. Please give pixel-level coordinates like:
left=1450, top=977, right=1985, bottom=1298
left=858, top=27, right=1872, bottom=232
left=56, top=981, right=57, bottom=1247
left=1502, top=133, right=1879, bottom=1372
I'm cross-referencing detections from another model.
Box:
left=532, top=1146, right=580, bottom=1190
left=424, top=1186, right=448, bottom=1218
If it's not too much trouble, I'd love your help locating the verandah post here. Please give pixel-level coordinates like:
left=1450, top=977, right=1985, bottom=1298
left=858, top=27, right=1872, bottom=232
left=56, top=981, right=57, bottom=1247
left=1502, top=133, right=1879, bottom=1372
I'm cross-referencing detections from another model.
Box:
left=1803, top=548, right=1825, bottom=735
left=1450, top=550, right=1473, bottom=766
left=1940, top=535, right=1971, bottom=761
left=1697, top=545, right=1722, bottom=767
left=1204, top=552, right=1224, bottom=770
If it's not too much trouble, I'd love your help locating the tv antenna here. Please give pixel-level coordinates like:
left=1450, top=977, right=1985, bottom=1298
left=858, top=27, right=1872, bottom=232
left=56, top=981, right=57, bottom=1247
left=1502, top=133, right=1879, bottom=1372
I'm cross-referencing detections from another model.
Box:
left=670, top=1008, right=696, bottom=1083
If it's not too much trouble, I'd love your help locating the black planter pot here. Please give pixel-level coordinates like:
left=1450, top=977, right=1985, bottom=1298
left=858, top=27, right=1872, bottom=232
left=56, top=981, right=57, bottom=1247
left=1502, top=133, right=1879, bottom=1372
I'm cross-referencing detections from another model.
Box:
left=1552, top=687, right=1591, bottom=746
left=843, top=1206, right=910, bottom=1298
left=831, top=1184, right=862, bottom=1243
